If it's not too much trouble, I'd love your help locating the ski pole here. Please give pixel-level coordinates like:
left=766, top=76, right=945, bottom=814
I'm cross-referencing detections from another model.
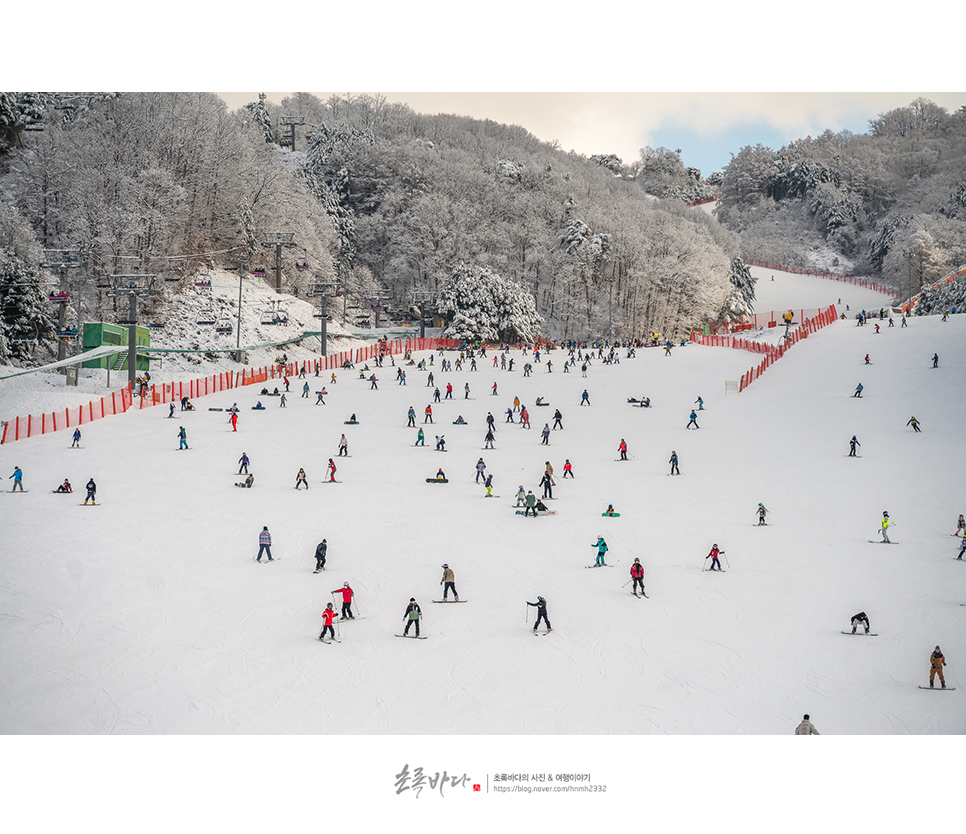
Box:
left=622, top=579, right=632, bottom=587
left=723, top=551, right=730, bottom=569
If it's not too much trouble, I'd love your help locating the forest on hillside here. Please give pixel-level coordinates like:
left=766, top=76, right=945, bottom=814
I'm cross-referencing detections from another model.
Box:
left=0, top=92, right=751, bottom=362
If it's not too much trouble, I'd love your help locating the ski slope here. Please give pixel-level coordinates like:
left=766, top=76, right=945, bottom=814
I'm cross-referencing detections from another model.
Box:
left=751, top=264, right=895, bottom=314
left=2, top=306, right=963, bottom=737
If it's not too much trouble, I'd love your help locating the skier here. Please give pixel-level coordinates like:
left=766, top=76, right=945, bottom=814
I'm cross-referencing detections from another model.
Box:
left=445, top=382, right=453, bottom=399
left=441, top=564, right=459, bottom=600
left=593, top=536, right=608, bottom=566
left=520, top=407, right=530, bottom=429
left=279, top=394, right=287, bottom=408
left=929, top=646, right=946, bottom=688
left=84, top=478, right=96, bottom=505
left=541, top=424, right=551, bottom=445
left=257, top=527, right=273, bottom=562
left=319, top=603, right=338, bottom=642
left=544, top=461, right=555, bottom=483
left=295, top=468, right=309, bottom=490
left=424, top=405, right=433, bottom=423
left=880, top=511, right=892, bottom=543
left=407, top=406, right=416, bottom=427
left=168, top=402, right=175, bottom=418
left=524, top=490, right=537, bottom=517
left=757, top=503, right=768, bottom=526
left=932, top=353, right=939, bottom=368
left=326, top=459, right=337, bottom=482
left=562, top=459, right=574, bottom=479
left=617, top=438, right=628, bottom=460
left=906, top=416, right=921, bottom=433
left=695, top=396, right=704, bottom=410
left=178, top=426, right=188, bottom=450
left=864, top=354, right=870, bottom=365
left=433, top=387, right=441, bottom=403
left=230, top=411, right=238, bottom=432
left=9, top=466, right=24, bottom=492
left=706, top=543, right=724, bottom=571
left=630, top=558, right=646, bottom=596
left=540, top=471, right=553, bottom=500
left=669, top=450, right=679, bottom=475
left=71, top=428, right=81, bottom=448
left=403, top=598, right=422, bottom=636
left=238, top=453, right=250, bottom=474
left=464, top=383, right=470, bottom=399
left=338, top=434, right=348, bottom=457
left=484, top=428, right=495, bottom=449
left=849, top=436, right=861, bottom=457
left=850, top=612, right=870, bottom=634
left=794, top=714, right=820, bottom=735
left=959, top=537, right=966, bottom=560
left=314, top=539, right=327, bottom=573
left=955, top=514, right=965, bottom=537
left=491, top=381, right=498, bottom=396
left=580, top=389, right=590, bottom=406
left=552, top=409, right=563, bottom=430
left=527, top=596, right=551, bottom=634
left=332, top=582, right=355, bottom=619
left=852, top=383, right=863, bottom=398
left=686, top=410, right=699, bottom=430
left=486, top=412, right=496, bottom=432
left=505, top=407, right=515, bottom=423
left=513, top=396, right=521, bottom=412
left=515, top=486, right=527, bottom=507
left=484, top=473, right=494, bottom=496
left=476, top=458, right=487, bottom=483
left=302, top=381, right=310, bottom=398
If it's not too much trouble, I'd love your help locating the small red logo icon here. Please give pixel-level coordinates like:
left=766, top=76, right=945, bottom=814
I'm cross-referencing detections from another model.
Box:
left=473, top=784, right=481, bottom=792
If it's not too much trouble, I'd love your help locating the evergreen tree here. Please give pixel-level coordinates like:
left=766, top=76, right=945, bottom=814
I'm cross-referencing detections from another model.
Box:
left=0, top=247, right=53, bottom=362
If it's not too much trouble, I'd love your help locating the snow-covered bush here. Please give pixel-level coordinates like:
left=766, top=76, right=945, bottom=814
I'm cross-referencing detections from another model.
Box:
left=437, top=262, right=541, bottom=342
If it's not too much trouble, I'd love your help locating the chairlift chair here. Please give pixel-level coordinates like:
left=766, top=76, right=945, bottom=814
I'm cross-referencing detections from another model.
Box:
left=250, top=268, right=267, bottom=277
left=48, top=291, right=69, bottom=303
left=215, top=318, right=233, bottom=335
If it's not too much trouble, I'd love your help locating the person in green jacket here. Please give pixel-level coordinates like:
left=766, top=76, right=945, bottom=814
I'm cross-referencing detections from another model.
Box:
left=524, top=490, right=537, bottom=517
left=403, top=598, right=422, bottom=637
left=593, top=536, right=608, bottom=565
left=416, top=427, right=425, bottom=446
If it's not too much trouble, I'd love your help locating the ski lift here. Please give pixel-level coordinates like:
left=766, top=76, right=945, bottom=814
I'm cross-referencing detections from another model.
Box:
left=96, top=278, right=112, bottom=289
left=249, top=268, right=266, bottom=277
left=48, top=291, right=69, bottom=303
left=117, top=317, right=137, bottom=326
left=163, top=273, right=181, bottom=283
left=147, top=320, right=166, bottom=329
left=197, top=313, right=217, bottom=326
left=56, top=326, right=78, bottom=338
left=295, top=261, right=310, bottom=271
left=215, top=317, right=233, bottom=335
left=194, top=279, right=212, bottom=289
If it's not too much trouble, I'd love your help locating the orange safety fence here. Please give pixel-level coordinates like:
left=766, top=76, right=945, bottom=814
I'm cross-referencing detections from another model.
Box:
left=899, top=264, right=966, bottom=313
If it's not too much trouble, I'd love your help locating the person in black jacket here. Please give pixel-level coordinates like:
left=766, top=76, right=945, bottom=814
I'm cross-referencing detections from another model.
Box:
left=850, top=612, right=870, bottom=634
left=527, top=596, right=551, bottom=634
left=314, top=539, right=327, bottom=573
left=403, top=598, right=422, bottom=636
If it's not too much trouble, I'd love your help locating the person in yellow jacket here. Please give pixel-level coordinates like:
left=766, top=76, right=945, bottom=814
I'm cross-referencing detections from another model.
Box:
left=929, top=646, right=946, bottom=688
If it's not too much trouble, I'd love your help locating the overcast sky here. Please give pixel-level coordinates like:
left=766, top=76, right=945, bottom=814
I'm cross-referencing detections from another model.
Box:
left=218, top=92, right=966, bottom=176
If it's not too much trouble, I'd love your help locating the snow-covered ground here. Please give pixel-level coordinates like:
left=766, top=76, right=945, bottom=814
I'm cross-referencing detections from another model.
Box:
left=751, top=264, right=895, bottom=315
left=3, top=271, right=962, bottom=826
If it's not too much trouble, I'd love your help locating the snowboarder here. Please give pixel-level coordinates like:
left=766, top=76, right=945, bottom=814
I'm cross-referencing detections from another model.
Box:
left=333, top=583, right=355, bottom=619
left=562, top=459, right=574, bottom=479
left=959, top=537, right=966, bottom=560
left=850, top=612, right=870, bottom=634
left=486, top=412, right=496, bottom=432
left=407, top=406, right=416, bottom=427
left=235, top=474, right=254, bottom=488
left=932, top=353, right=939, bottom=368
left=618, top=439, right=628, bottom=460
left=424, top=405, right=433, bottom=423
left=849, top=436, right=861, bottom=457
left=295, top=468, right=309, bottom=490
left=544, top=461, right=555, bottom=483
left=852, top=383, right=863, bottom=398
left=178, top=427, right=188, bottom=450
left=445, top=382, right=453, bottom=399
left=513, top=396, right=521, bottom=412
left=929, top=646, right=946, bottom=688
left=603, top=504, right=618, bottom=516
left=434, top=468, right=446, bottom=481
left=515, top=486, right=527, bottom=507
left=302, top=381, right=310, bottom=398
left=491, top=381, right=498, bottom=396
left=316, top=390, right=326, bottom=405
left=319, top=603, right=338, bottom=641
left=695, top=396, right=704, bottom=410
left=906, top=416, right=921, bottom=433
left=403, top=598, right=422, bottom=636
left=415, top=427, right=426, bottom=446
left=441, top=564, right=458, bottom=600
left=435, top=435, right=446, bottom=451
left=71, top=428, right=81, bottom=448
left=794, top=715, right=820, bottom=735
left=238, top=453, right=250, bottom=474
left=864, top=354, right=870, bottom=365
left=593, top=536, right=608, bottom=566
left=527, top=596, right=551, bottom=634
left=706, top=544, right=724, bottom=571
left=257, top=527, right=273, bottom=562
left=326, top=459, right=337, bottom=482
left=433, top=387, right=441, bottom=403
left=524, top=490, right=537, bottom=517
left=168, top=402, right=175, bottom=418
left=279, top=394, right=287, bottom=408
left=84, top=478, right=96, bottom=505
left=541, top=424, right=551, bottom=445
left=686, top=410, right=699, bottom=430
left=314, top=539, right=327, bottom=572
left=552, top=409, right=563, bottom=430
left=9, top=466, right=24, bottom=492
left=630, top=558, right=645, bottom=596
left=55, top=479, right=72, bottom=494
left=669, top=450, right=679, bottom=475
left=880, top=511, right=892, bottom=543
left=757, top=503, right=768, bottom=525
left=464, top=383, right=470, bottom=399
left=338, top=434, right=348, bottom=456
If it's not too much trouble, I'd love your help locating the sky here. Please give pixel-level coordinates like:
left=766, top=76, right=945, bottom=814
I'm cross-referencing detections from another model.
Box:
left=217, top=91, right=966, bottom=176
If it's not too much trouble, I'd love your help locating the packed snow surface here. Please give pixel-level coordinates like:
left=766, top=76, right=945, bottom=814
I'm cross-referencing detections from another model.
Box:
left=1, top=273, right=963, bottom=736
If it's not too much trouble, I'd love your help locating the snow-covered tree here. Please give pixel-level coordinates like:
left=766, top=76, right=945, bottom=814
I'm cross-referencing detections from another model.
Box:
left=0, top=247, right=53, bottom=362
left=244, top=94, right=275, bottom=144
left=719, top=257, right=757, bottom=319
left=437, top=262, right=541, bottom=342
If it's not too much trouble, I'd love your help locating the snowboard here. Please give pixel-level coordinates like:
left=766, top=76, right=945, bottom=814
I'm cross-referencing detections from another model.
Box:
left=432, top=600, right=467, bottom=603
left=426, top=478, right=449, bottom=483
left=7, top=489, right=28, bottom=493
left=395, top=634, right=427, bottom=639
left=337, top=617, right=364, bottom=622
left=484, top=494, right=501, bottom=498
left=68, top=446, right=84, bottom=449
left=841, top=631, right=879, bottom=636
left=343, top=421, right=359, bottom=425
left=515, top=510, right=556, bottom=516
left=602, top=512, right=621, bottom=517
left=251, top=407, right=266, bottom=411
left=80, top=501, right=98, bottom=505
left=434, top=449, right=448, bottom=452
left=918, top=686, right=955, bottom=691
left=52, top=490, right=74, bottom=494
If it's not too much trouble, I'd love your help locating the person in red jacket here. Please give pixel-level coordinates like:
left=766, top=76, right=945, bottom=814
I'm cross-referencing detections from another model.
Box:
left=332, top=582, right=355, bottom=619
left=319, top=603, right=338, bottom=641
left=630, top=558, right=646, bottom=596
left=562, top=459, right=574, bottom=479
left=706, top=544, right=724, bottom=571
left=618, top=439, right=628, bottom=460
left=326, top=459, right=337, bottom=482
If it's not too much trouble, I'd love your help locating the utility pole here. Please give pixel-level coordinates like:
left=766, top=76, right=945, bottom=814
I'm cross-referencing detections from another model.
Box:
left=43, top=248, right=86, bottom=384
left=604, top=273, right=617, bottom=340
left=307, top=283, right=341, bottom=355
left=107, top=274, right=156, bottom=387
left=262, top=232, right=295, bottom=294
left=231, top=251, right=250, bottom=362
left=369, top=297, right=391, bottom=330
left=279, top=115, right=305, bottom=151
left=413, top=292, right=437, bottom=339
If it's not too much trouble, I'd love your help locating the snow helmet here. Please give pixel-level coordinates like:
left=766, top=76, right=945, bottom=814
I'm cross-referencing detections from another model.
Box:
left=326, top=602, right=333, bottom=608
left=883, top=511, right=889, bottom=517
left=713, top=543, right=718, bottom=548
left=442, top=563, right=449, bottom=568
left=537, top=596, right=544, bottom=602
left=343, top=582, right=349, bottom=587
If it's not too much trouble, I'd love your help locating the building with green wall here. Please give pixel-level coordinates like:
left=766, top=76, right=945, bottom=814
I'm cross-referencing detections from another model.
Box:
left=81, top=323, right=151, bottom=370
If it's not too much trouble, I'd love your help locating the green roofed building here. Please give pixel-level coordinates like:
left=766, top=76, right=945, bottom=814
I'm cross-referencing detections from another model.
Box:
left=82, top=322, right=151, bottom=370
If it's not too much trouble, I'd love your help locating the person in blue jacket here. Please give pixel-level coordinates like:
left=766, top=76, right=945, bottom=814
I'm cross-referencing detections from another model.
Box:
left=9, top=466, right=24, bottom=491
left=71, top=428, right=81, bottom=447
left=593, top=536, right=608, bottom=565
